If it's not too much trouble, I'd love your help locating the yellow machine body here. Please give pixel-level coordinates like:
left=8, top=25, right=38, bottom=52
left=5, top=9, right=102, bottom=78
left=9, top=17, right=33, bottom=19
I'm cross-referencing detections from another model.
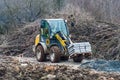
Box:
left=55, top=33, right=67, bottom=50
left=35, top=34, right=40, bottom=46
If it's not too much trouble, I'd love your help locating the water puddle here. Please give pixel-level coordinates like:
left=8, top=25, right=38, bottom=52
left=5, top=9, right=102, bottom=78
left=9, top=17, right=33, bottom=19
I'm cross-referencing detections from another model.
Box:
left=80, top=59, right=120, bottom=72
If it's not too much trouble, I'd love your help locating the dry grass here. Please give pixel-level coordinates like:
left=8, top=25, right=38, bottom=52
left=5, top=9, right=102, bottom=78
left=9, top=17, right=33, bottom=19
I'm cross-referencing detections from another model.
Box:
left=59, top=4, right=95, bottom=22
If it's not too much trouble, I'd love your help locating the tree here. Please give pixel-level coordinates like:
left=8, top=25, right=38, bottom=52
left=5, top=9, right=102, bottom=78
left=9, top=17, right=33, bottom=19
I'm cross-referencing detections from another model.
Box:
left=53, top=0, right=64, bottom=11
left=3, top=0, right=17, bottom=27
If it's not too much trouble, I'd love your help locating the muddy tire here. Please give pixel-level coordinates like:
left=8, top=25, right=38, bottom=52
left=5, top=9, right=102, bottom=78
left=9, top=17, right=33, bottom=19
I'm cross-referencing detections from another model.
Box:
left=50, top=46, right=60, bottom=63
left=84, top=53, right=92, bottom=59
left=73, top=54, right=83, bottom=62
left=36, top=45, right=46, bottom=62
left=61, top=56, right=69, bottom=61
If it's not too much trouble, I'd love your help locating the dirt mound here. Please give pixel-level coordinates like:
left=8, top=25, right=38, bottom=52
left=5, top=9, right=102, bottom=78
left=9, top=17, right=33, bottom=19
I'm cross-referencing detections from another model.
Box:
left=0, top=56, right=120, bottom=80
left=0, top=21, right=40, bottom=57
left=70, top=21, right=120, bottom=60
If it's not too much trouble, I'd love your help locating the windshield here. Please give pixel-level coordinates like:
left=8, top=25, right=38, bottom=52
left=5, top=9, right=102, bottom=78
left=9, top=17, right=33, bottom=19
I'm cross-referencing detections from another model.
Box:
left=47, top=19, right=68, bottom=37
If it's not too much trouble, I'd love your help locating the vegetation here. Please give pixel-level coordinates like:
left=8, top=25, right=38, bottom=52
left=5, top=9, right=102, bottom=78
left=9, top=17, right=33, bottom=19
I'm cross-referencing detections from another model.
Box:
left=0, top=0, right=120, bottom=34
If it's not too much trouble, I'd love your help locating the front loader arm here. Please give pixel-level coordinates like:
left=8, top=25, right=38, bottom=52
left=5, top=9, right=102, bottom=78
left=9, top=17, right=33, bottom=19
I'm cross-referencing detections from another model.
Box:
left=55, top=34, right=67, bottom=49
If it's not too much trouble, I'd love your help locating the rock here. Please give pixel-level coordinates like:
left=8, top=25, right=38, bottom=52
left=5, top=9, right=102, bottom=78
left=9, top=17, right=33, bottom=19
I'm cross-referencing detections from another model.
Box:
left=0, top=65, right=6, bottom=77
left=44, top=65, right=57, bottom=72
left=20, top=63, right=28, bottom=67
left=89, top=70, right=99, bottom=75
left=41, top=74, right=56, bottom=80
left=108, top=77, right=115, bottom=80
left=97, top=76, right=107, bottom=80
left=11, top=65, right=20, bottom=73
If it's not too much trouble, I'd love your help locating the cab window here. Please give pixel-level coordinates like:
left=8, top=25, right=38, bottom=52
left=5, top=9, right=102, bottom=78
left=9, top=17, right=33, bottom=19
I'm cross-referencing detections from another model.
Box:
left=41, top=21, right=49, bottom=38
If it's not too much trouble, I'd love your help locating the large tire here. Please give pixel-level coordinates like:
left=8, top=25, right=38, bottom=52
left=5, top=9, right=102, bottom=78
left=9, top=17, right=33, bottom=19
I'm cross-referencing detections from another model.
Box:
left=61, top=56, right=69, bottom=61
left=84, top=53, right=92, bottom=59
left=36, top=45, right=46, bottom=62
left=50, top=46, right=60, bottom=63
left=73, top=54, right=83, bottom=62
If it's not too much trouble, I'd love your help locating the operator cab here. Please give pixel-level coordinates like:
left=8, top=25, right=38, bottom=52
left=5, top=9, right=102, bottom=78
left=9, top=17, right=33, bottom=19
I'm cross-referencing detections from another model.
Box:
left=40, top=19, right=69, bottom=39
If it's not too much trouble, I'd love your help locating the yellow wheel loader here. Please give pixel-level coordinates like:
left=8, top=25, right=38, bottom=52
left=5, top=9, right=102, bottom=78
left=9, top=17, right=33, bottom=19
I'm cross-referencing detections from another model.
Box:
left=33, top=19, right=92, bottom=63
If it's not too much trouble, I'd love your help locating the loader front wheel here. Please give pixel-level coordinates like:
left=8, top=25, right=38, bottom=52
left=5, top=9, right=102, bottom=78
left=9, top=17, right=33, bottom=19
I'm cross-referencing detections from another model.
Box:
left=73, top=54, right=83, bottom=62
left=50, top=46, right=60, bottom=63
left=61, top=56, right=69, bottom=61
left=36, top=45, right=46, bottom=62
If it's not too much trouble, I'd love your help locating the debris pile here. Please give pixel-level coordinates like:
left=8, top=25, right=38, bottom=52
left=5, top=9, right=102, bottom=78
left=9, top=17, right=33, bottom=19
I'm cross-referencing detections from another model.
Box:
left=0, top=21, right=40, bottom=57
left=0, top=56, right=120, bottom=80
left=70, top=21, right=120, bottom=60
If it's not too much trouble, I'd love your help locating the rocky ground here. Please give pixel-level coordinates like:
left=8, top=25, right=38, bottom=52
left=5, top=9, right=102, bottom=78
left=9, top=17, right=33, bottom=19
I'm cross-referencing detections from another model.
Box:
left=0, top=56, right=120, bottom=80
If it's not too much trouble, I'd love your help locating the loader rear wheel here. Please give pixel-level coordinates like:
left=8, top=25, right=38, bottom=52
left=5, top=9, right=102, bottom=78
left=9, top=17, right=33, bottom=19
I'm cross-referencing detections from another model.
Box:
left=73, top=54, right=83, bottom=62
left=36, top=45, right=46, bottom=62
left=50, top=46, right=60, bottom=63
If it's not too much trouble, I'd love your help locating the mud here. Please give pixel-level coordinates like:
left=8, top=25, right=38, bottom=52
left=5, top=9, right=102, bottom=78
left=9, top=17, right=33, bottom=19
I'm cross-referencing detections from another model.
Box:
left=0, top=56, right=120, bottom=80
left=81, top=59, right=120, bottom=72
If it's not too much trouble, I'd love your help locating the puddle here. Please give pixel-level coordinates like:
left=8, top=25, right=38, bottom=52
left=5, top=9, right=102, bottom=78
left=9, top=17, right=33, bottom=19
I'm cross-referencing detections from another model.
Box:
left=80, top=59, right=120, bottom=72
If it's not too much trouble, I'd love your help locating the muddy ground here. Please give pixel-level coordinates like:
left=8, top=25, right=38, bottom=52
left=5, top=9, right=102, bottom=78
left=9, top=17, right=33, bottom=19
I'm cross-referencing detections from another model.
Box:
left=0, top=56, right=120, bottom=80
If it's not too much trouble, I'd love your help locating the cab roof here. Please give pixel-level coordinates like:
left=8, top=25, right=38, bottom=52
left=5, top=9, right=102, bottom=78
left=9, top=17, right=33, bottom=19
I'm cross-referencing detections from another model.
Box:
left=45, top=19, right=64, bottom=21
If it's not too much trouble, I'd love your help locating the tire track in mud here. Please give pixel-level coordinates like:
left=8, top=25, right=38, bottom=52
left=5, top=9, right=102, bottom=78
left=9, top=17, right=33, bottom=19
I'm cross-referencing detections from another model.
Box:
left=14, top=56, right=120, bottom=72
left=13, top=56, right=81, bottom=69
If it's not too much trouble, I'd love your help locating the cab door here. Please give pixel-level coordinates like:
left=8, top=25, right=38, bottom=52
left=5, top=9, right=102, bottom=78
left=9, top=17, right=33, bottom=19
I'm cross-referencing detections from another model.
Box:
left=40, top=20, right=50, bottom=45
